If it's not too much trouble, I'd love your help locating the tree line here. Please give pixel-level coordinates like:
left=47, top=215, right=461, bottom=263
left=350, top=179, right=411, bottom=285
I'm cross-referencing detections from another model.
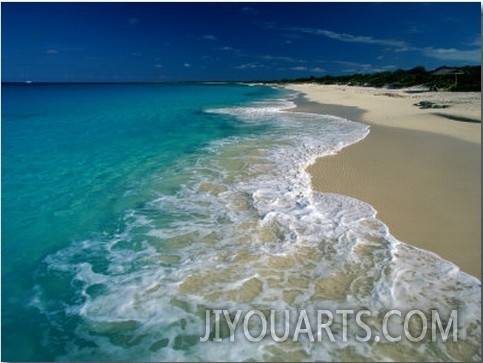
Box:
left=273, top=65, right=480, bottom=92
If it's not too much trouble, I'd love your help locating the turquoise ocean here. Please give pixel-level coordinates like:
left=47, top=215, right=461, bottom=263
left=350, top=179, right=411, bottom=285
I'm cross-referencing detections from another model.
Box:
left=1, top=84, right=480, bottom=361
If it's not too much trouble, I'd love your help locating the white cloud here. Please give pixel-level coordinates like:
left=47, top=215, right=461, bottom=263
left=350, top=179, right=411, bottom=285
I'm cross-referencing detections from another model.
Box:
left=154, top=64, right=163, bottom=68
left=264, top=21, right=278, bottom=30
left=235, top=63, right=263, bottom=69
left=310, top=67, right=326, bottom=73
left=423, top=47, right=481, bottom=62
left=291, top=27, right=408, bottom=49
left=280, top=66, right=325, bottom=73
left=184, top=63, right=191, bottom=67
left=262, top=55, right=299, bottom=63
left=290, top=66, right=307, bottom=71
left=336, top=61, right=396, bottom=74
left=46, top=49, right=59, bottom=55
left=218, top=46, right=244, bottom=55
left=290, top=25, right=480, bottom=64
left=203, top=34, right=217, bottom=41
left=466, top=36, right=481, bottom=47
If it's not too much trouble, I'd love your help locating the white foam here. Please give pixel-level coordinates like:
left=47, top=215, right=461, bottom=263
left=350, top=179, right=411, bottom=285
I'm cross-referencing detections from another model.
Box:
left=32, top=90, right=481, bottom=361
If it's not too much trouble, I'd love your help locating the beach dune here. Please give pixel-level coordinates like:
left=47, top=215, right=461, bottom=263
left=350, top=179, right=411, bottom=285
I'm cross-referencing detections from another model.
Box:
left=287, top=84, right=481, bottom=279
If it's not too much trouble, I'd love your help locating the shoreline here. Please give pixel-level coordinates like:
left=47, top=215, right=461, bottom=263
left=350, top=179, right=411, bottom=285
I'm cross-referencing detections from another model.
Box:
left=286, top=84, right=481, bottom=279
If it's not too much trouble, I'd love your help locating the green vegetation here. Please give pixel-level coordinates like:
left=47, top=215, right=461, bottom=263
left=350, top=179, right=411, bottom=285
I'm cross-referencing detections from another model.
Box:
left=413, top=101, right=450, bottom=109
left=274, top=65, right=481, bottom=92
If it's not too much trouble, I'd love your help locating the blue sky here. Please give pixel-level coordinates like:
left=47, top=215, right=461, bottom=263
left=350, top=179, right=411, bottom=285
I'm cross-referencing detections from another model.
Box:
left=1, top=2, right=481, bottom=82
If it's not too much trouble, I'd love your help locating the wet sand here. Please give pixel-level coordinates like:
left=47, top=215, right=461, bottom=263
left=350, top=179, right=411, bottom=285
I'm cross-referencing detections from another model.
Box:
left=286, top=84, right=481, bottom=279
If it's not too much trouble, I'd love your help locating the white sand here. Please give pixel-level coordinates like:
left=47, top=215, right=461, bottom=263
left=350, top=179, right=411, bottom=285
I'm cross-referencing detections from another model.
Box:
left=286, top=84, right=481, bottom=278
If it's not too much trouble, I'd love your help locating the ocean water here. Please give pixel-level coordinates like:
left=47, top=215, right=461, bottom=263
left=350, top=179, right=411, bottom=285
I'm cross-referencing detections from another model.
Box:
left=1, top=83, right=480, bottom=362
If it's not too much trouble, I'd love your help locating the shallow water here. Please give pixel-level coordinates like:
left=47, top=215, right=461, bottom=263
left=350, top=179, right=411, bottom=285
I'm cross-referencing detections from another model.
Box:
left=2, top=83, right=480, bottom=361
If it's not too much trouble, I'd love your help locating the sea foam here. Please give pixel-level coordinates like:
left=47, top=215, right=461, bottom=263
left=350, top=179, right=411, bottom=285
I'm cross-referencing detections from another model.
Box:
left=32, top=89, right=481, bottom=362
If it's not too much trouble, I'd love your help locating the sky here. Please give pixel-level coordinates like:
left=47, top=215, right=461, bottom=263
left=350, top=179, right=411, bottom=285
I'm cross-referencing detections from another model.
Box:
left=1, top=1, right=481, bottom=82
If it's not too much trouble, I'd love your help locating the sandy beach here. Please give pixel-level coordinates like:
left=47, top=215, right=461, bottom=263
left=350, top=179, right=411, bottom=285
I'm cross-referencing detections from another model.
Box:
left=286, top=84, right=481, bottom=279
